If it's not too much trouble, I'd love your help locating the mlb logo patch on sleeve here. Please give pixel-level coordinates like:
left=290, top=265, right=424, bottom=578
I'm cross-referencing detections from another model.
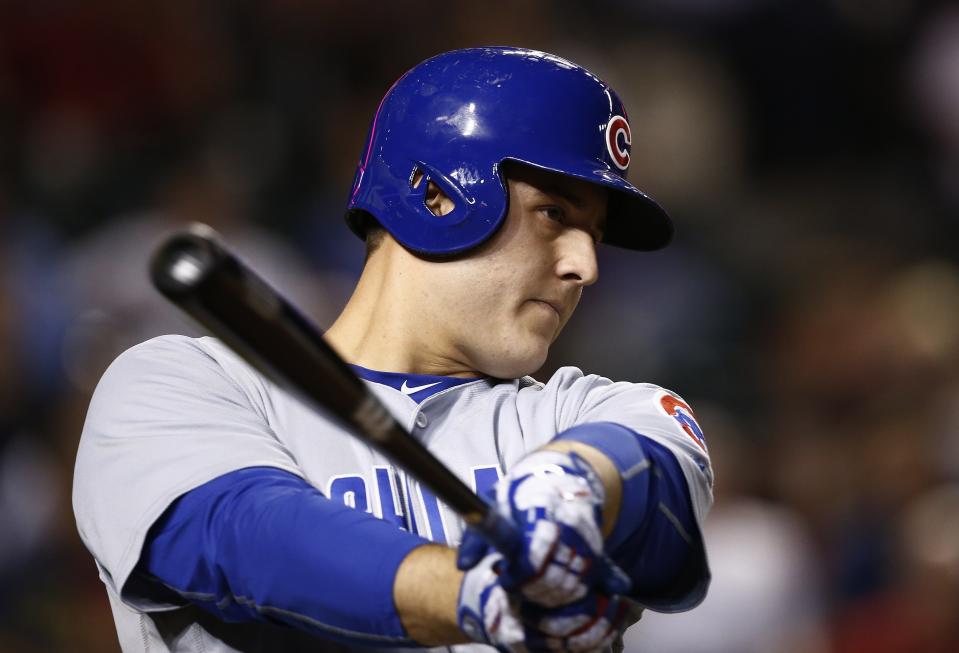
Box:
left=659, top=392, right=707, bottom=451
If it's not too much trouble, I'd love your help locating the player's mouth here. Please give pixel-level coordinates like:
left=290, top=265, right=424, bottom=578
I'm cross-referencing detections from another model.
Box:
left=530, top=298, right=563, bottom=320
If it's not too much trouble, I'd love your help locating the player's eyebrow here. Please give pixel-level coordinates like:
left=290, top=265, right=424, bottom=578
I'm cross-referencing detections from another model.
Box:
left=538, top=183, right=608, bottom=237
left=539, top=183, right=586, bottom=209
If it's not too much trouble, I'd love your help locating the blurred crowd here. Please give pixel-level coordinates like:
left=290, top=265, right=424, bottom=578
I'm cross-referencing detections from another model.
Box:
left=1, top=1, right=958, bottom=651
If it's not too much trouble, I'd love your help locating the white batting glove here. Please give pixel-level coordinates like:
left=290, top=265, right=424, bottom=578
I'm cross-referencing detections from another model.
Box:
left=457, top=552, right=528, bottom=652
left=457, top=449, right=630, bottom=608
left=528, top=590, right=633, bottom=652
left=457, top=551, right=632, bottom=653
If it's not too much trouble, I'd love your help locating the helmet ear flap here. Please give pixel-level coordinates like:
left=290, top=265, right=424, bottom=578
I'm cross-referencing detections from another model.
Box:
left=407, top=165, right=439, bottom=216
left=411, top=161, right=473, bottom=219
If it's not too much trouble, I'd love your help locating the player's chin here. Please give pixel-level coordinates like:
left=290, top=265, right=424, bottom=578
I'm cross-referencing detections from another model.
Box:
left=479, top=336, right=550, bottom=379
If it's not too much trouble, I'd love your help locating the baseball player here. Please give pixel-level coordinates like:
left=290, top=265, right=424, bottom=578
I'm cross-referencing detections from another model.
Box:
left=73, top=47, right=713, bottom=653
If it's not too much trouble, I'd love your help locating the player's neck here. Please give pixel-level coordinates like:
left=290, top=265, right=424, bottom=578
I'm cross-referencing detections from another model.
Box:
left=324, top=248, right=481, bottom=379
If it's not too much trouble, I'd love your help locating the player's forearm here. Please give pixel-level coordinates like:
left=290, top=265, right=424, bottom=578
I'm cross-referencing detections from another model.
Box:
left=549, top=422, right=708, bottom=609
left=393, top=543, right=468, bottom=645
left=137, top=467, right=428, bottom=647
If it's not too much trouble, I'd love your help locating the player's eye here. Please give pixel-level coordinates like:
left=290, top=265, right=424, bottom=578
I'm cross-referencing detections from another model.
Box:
left=540, top=206, right=564, bottom=222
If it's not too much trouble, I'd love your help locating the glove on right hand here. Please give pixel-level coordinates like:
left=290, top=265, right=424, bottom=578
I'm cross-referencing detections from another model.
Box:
left=457, top=551, right=631, bottom=653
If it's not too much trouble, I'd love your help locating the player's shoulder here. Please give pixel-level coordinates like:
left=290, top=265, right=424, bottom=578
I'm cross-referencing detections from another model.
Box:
left=101, top=334, right=258, bottom=388
left=521, top=365, right=673, bottom=400
left=517, top=365, right=698, bottom=428
left=112, top=333, right=241, bottom=364
left=113, top=333, right=206, bottom=359
left=89, top=334, right=278, bottom=428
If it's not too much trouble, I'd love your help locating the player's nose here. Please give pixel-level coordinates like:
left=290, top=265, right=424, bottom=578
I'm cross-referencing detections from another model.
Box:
left=555, top=229, right=599, bottom=287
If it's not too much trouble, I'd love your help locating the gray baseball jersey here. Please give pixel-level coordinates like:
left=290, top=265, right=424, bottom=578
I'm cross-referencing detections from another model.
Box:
left=73, top=334, right=713, bottom=653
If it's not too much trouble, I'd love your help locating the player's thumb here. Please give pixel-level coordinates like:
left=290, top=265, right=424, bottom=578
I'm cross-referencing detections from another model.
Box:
left=456, top=529, right=491, bottom=570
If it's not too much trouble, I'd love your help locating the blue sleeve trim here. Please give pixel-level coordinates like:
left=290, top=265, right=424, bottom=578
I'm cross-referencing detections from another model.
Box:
left=556, top=422, right=710, bottom=611
left=135, top=467, right=428, bottom=647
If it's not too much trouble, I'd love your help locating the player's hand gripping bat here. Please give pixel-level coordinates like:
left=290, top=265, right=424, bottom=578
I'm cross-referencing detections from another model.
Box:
left=150, top=224, right=629, bottom=593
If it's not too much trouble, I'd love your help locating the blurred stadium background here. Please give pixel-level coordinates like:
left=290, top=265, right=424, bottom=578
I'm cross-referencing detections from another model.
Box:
left=1, top=1, right=958, bottom=651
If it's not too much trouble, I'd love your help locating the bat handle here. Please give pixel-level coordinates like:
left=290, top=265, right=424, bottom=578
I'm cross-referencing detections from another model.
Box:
left=476, top=502, right=523, bottom=557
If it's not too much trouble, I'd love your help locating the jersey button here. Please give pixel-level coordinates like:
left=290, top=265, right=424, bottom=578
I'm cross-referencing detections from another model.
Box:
left=415, top=413, right=428, bottom=428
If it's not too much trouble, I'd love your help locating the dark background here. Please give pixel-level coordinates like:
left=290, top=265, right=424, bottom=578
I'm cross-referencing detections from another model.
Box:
left=1, top=1, right=958, bottom=651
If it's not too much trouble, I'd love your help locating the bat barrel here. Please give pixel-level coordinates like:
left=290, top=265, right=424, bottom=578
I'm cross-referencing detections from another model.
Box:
left=150, top=225, right=516, bottom=549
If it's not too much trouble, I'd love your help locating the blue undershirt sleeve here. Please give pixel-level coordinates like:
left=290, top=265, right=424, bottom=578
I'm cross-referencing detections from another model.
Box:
left=133, top=466, right=429, bottom=647
left=556, top=422, right=709, bottom=611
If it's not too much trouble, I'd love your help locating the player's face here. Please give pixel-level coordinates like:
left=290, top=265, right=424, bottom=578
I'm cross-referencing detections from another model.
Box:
left=424, top=165, right=606, bottom=378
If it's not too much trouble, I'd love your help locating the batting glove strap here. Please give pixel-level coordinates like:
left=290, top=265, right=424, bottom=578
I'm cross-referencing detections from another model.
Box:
left=502, top=449, right=606, bottom=532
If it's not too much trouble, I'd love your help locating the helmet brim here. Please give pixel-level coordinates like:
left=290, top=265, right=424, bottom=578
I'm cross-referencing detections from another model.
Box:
left=604, top=184, right=674, bottom=252
left=505, top=159, right=674, bottom=252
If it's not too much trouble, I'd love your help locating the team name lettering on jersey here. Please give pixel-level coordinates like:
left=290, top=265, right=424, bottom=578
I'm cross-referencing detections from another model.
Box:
left=326, top=465, right=502, bottom=543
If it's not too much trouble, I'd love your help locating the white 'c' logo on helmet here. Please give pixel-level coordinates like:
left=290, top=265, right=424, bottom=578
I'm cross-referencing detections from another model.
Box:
left=606, top=115, right=631, bottom=171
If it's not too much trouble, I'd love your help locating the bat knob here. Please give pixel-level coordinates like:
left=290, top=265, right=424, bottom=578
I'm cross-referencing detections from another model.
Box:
left=150, top=224, right=223, bottom=297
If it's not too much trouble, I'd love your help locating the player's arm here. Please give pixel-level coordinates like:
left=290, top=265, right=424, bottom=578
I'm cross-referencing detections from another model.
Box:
left=139, top=464, right=629, bottom=650
left=549, top=422, right=708, bottom=610
left=139, top=465, right=609, bottom=649
left=461, top=420, right=707, bottom=613
left=392, top=543, right=464, bottom=643
left=135, top=466, right=443, bottom=648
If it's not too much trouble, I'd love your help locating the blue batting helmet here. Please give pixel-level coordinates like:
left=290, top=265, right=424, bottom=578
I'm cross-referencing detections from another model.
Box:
left=346, top=47, right=672, bottom=256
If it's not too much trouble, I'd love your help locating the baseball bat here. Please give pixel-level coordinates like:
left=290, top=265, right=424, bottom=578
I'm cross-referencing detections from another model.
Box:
left=149, top=224, right=521, bottom=556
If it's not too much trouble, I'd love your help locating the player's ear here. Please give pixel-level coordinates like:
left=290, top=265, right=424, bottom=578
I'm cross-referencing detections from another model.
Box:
left=413, top=171, right=455, bottom=217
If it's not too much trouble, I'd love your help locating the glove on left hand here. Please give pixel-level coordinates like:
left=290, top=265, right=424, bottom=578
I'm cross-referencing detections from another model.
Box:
left=458, top=449, right=630, bottom=607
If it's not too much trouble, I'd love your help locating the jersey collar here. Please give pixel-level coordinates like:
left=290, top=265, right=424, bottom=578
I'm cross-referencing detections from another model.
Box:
left=349, top=364, right=478, bottom=403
